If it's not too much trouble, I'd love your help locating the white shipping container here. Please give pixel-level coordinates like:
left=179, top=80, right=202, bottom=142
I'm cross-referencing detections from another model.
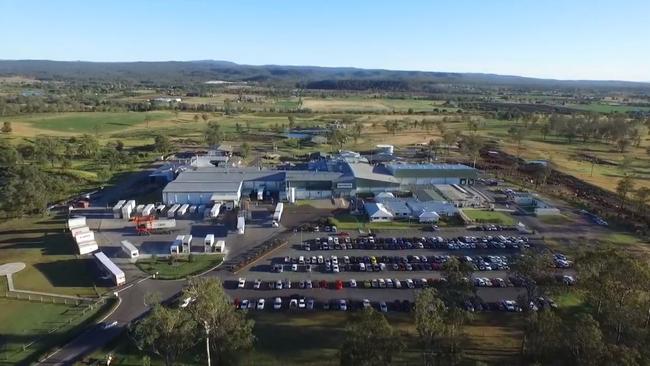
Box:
left=74, top=231, right=95, bottom=244
left=125, top=200, right=136, bottom=210
left=189, top=205, right=197, bottom=214
left=67, top=216, right=87, bottom=230
left=77, top=240, right=98, bottom=255
left=177, top=204, right=190, bottom=216
left=135, top=204, right=145, bottom=214
left=112, top=200, right=126, bottom=218
left=142, top=204, right=155, bottom=216
left=120, top=240, right=139, bottom=259
left=155, top=204, right=166, bottom=214
left=70, top=225, right=90, bottom=237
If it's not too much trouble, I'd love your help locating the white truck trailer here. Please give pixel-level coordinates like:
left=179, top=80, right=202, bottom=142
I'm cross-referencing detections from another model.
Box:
left=122, top=200, right=136, bottom=220
left=155, top=204, right=167, bottom=214
left=167, top=204, right=180, bottom=218
left=257, top=187, right=264, bottom=201
left=120, top=240, right=139, bottom=259
left=182, top=235, right=192, bottom=253
left=94, top=252, right=125, bottom=286
left=214, top=240, right=225, bottom=253
left=77, top=240, right=98, bottom=255
left=67, top=216, right=87, bottom=230
left=142, top=203, right=155, bottom=216
left=112, top=200, right=126, bottom=219
left=209, top=203, right=221, bottom=218
left=171, top=235, right=184, bottom=254
left=177, top=204, right=190, bottom=216
left=237, top=216, right=245, bottom=234
left=204, top=234, right=215, bottom=253
left=273, top=202, right=284, bottom=222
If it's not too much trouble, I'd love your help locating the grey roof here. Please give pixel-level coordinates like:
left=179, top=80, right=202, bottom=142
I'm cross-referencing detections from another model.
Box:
left=346, top=163, right=398, bottom=183
left=285, top=171, right=344, bottom=181
left=406, top=200, right=458, bottom=214
left=376, top=197, right=412, bottom=214
left=414, top=188, right=445, bottom=202
left=385, top=163, right=477, bottom=178
left=163, top=181, right=242, bottom=193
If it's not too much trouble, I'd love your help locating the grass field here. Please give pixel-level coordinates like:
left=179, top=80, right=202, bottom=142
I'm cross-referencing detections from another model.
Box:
left=302, top=97, right=454, bottom=113
left=328, top=214, right=426, bottom=231
left=135, top=254, right=223, bottom=279
left=0, top=296, right=115, bottom=364
left=85, top=311, right=522, bottom=365
left=0, top=217, right=106, bottom=297
left=462, top=209, right=516, bottom=225
left=566, top=103, right=650, bottom=113
left=2, top=111, right=174, bottom=134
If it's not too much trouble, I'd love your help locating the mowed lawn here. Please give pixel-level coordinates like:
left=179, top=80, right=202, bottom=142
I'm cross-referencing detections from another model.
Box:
left=0, top=296, right=102, bottom=364
left=0, top=216, right=106, bottom=297
left=462, top=209, right=516, bottom=225
left=86, top=311, right=522, bottom=365
left=5, top=111, right=174, bottom=134
left=136, top=254, right=224, bottom=280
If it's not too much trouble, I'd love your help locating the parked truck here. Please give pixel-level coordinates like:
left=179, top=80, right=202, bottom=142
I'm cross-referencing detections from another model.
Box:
left=237, top=216, right=245, bottom=234
left=209, top=203, right=221, bottom=218
left=70, top=225, right=90, bottom=237
left=182, top=235, right=192, bottom=253
left=215, top=240, right=225, bottom=253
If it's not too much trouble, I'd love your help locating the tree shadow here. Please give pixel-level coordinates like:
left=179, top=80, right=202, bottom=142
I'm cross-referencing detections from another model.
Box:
left=33, top=258, right=101, bottom=288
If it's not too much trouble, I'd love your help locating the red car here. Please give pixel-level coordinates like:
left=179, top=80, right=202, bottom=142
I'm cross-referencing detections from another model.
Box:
left=335, top=280, right=344, bottom=290
left=337, top=232, right=350, bottom=237
left=319, top=280, right=328, bottom=289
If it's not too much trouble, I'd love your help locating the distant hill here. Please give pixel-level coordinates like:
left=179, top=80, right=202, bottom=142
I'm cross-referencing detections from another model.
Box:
left=0, top=59, right=648, bottom=91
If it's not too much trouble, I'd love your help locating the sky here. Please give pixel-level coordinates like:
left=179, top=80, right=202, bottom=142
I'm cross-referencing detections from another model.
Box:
left=1, top=0, right=649, bottom=81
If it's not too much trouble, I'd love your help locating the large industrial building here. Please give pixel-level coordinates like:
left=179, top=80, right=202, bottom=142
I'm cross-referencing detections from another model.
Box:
left=161, top=157, right=478, bottom=205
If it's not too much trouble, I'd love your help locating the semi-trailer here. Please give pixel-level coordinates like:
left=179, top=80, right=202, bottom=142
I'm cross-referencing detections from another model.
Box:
left=120, top=240, right=139, bottom=259
left=112, top=200, right=126, bottom=219
left=167, top=204, right=180, bottom=218
left=94, top=252, right=126, bottom=286
left=67, top=216, right=86, bottom=230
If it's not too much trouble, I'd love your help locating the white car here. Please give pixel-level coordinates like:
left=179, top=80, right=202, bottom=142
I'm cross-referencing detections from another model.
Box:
left=298, top=256, right=305, bottom=264
left=240, top=299, right=250, bottom=310
left=289, top=299, right=298, bottom=308
left=273, top=297, right=282, bottom=310
left=298, top=298, right=306, bottom=309
left=378, top=278, right=386, bottom=288
left=394, top=279, right=402, bottom=289
left=406, top=279, right=415, bottom=289
left=339, top=299, right=348, bottom=311
left=275, top=279, right=283, bottom=290
left=331, top=256, right=338, bottom=265
left=254, top=279, right=262, bottom=289
left=349, top=279, right=357, bottom=288
left=332, top=264, right=340, bottom=273
left=317, top=255, right=324, bottom=264
left=362, top=299, right=371, bottom=309
left=283, top=279, right=292, bottom=289
left=379, top=302, right=388, bottom=313
left=292, top=263, right=298, bottom=272
left=102, top=321, right=118, bottom=329
left=257, top=298, right=265, bottom=310
left=238, top=278, right=246, bottom=289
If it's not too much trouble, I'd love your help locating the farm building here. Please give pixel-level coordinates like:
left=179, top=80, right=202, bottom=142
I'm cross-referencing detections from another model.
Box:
left=364, top=202, right=393, bottom=222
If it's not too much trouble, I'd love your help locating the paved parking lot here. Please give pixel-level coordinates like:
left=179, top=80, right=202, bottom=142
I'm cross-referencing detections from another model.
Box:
left=218, top=229, right=536, bottom=310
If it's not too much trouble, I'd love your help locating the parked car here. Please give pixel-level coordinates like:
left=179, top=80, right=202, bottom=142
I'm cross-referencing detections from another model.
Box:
left=257, top=298, right=265, bottom=310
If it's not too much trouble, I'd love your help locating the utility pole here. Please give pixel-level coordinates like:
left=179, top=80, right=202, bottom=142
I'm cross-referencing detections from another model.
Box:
left=204, top=321, right=211, bottom=366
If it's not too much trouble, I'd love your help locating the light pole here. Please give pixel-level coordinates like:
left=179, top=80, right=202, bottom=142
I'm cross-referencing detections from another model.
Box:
left=204, top=321, right=211, bottom=366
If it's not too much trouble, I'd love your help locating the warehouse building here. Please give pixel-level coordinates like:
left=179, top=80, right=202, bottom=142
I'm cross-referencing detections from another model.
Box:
left=161, top=159, right=478, bottom=204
